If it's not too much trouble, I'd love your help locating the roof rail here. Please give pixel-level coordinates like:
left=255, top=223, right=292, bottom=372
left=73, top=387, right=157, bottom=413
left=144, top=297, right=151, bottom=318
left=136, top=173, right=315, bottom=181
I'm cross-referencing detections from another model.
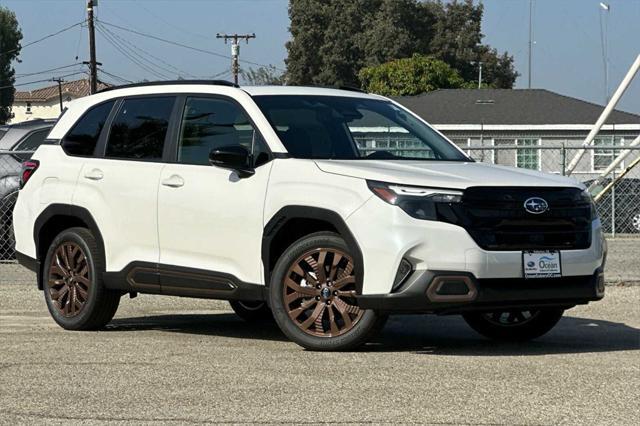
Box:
left=97, top=79, right=239, bottom=93
left=337, top=85, right=367, bottom=93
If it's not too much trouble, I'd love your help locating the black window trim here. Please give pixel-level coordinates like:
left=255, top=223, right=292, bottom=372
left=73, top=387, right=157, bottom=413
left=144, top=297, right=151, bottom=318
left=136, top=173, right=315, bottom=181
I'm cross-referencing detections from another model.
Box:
left=165, top=93, right=274, bottom=168
left=60, top=98, right=118, bottom=158
left=97, top=94, right=180, bottom=163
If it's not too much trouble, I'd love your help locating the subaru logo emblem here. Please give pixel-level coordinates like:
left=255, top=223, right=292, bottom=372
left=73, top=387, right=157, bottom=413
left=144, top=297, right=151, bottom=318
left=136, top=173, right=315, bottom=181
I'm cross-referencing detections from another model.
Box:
left=524, top=197, right=549, bottom=214
left=527, top=261, right=535, bottom=268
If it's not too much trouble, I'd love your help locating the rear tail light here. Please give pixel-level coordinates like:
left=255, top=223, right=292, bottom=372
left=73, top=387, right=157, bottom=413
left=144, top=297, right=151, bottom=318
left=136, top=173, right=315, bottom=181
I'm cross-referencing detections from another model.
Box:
left=20, top=160, right=40, bottom=189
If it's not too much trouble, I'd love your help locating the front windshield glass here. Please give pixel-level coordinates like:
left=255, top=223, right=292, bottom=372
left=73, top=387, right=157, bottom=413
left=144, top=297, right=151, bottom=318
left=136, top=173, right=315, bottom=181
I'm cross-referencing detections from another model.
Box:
left=252, top=95, right=468, bottom=161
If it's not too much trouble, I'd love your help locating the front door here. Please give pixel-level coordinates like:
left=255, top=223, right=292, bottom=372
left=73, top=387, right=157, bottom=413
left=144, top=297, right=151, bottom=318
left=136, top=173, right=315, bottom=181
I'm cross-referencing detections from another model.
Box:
left=157, top=96, right=273, bottom=286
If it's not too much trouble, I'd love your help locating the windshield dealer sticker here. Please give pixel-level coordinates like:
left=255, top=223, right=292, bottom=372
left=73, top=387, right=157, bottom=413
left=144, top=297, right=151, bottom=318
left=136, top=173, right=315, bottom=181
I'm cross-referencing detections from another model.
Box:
left=523, top=251, right=562, bottom=278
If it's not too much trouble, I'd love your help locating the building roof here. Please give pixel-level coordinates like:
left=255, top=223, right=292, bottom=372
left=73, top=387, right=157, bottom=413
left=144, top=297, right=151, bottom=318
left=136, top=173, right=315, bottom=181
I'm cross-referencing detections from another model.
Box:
left=14, top=79, right=110, bottom=102
left=393, top=89, right=640, bottom=125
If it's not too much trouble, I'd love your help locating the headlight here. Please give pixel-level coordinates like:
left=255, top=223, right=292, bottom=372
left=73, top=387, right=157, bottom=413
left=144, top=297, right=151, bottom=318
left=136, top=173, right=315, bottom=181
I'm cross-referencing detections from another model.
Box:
left=367, top=181, right=463, bottom=220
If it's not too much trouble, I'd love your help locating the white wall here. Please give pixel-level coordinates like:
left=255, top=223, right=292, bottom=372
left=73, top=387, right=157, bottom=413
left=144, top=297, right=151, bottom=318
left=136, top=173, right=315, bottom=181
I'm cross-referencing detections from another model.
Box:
left=9, top=99, right=72, bottom=124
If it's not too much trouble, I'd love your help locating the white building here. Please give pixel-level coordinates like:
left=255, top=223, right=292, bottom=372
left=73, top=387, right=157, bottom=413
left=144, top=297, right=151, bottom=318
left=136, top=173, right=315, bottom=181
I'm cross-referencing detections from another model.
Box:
left=10, top=79, right=108, bottom=124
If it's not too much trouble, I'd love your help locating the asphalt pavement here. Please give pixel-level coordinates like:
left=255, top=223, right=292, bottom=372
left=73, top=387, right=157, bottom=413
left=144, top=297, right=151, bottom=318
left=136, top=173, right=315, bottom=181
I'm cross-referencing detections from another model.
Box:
left=1, top=264, right=639, bottom=425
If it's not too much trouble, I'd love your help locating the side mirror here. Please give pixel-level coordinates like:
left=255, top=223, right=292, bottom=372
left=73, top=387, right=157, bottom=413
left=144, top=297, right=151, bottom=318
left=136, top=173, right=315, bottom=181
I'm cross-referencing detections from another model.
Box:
left=209, top=145, right=255, bottom=178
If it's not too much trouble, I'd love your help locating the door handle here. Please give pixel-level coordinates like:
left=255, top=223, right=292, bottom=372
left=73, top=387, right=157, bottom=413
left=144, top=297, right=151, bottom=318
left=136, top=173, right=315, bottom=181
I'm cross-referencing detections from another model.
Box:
left=161, top=174, right=184, bottom=188
left=84, top=169, right=104, bottom=181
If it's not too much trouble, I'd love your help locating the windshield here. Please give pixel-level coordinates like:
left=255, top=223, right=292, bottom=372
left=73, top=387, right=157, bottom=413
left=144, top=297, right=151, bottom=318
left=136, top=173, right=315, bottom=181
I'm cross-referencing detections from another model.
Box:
left=252, top=95, right=468, bottom=161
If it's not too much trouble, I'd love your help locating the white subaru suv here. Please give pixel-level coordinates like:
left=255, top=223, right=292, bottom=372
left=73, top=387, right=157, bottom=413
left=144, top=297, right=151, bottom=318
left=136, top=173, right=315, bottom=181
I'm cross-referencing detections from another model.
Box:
left=13, top=81, right=606, bottom=351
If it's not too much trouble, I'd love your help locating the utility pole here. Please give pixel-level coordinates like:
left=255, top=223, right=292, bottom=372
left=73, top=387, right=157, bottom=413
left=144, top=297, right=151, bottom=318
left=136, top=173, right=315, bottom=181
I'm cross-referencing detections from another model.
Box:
left=528, top=0, right=533, bottom=89
left=478, top=62, right=483, bottom=89
left=87, top=0, right=98, bottom=94
left=216, top=33, right=256, bottom=85
left=51, top=78, right=64, bottom=112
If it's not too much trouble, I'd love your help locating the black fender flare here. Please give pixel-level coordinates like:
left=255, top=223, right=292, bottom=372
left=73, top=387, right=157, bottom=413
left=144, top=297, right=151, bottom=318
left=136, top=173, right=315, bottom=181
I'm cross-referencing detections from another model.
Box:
left=262, top=206, right=364, bottom=294
left=33, top=204, right=105, bottom=289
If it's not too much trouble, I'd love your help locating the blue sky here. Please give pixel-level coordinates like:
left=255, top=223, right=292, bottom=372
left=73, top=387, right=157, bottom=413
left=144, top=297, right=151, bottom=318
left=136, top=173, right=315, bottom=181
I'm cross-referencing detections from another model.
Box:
left=3, top=0, right=639, bottom=113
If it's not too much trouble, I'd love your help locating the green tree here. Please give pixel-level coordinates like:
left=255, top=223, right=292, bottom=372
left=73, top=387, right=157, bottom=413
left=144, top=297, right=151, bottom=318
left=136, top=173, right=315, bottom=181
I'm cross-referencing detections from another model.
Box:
left=241, top=65, right=286, bottom=85
left=359, top=54, right=467, bottom=96
left=0, top=6, right=22, bottom=124
left=285, top=0, right=518, bottom=90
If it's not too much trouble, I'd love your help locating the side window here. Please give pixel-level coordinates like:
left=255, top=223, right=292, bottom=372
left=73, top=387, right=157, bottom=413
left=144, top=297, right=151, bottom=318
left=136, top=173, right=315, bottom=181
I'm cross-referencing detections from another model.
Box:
left=62, top=100, right=115, bottom=156
left=178, top=97, right=269, bottom=166
left=106, top=96, right=175, bottom=161
left=15, top=129, right=49, bottom=151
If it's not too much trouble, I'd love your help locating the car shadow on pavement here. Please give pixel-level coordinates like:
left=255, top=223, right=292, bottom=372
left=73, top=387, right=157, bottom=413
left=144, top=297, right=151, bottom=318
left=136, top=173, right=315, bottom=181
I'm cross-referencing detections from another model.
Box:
left=108, top=313, right=640, bottom=355
left=367, top=314, right=640, bottom=355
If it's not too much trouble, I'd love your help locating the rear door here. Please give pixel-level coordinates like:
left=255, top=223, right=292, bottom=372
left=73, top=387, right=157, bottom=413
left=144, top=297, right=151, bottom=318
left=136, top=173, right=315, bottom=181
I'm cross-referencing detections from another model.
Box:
left=74, top=96, right=177, bottom=274
left=157, top=95, right=273, bottom=288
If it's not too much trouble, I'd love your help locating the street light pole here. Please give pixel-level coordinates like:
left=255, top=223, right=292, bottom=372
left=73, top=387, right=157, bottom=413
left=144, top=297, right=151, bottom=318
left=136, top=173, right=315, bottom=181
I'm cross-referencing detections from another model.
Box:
left=599, top=2, right=610, bottom=103
left=528, top=0, right=533, bottom=89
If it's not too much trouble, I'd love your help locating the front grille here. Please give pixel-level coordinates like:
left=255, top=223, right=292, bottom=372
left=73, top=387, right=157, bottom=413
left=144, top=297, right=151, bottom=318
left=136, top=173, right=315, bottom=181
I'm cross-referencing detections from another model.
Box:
left=452, top=187, right=593, bottom=251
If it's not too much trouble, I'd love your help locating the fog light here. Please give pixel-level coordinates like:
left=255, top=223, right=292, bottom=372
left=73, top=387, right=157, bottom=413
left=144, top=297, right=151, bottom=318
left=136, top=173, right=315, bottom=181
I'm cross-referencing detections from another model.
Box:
left=392, top=258, right=412, bottom=291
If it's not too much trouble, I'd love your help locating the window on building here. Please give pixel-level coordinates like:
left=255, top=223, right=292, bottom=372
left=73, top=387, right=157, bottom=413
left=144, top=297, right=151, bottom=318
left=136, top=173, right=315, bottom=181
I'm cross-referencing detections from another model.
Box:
left=62, top=100, right=116, bottom=156
left=106, top=97, right=175, bottom=160
left=593, top=137, right=624, bottom=171
left=26, top=102, right=32, bottom=114
left=515, top=138, right=540, bottom=170
left=177, top=97, right=270, bottom=167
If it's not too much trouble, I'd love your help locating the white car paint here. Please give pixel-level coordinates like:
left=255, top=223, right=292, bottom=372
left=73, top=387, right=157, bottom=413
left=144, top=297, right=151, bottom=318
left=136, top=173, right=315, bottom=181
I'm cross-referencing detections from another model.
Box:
left=13, top=83, right=604, bottom=299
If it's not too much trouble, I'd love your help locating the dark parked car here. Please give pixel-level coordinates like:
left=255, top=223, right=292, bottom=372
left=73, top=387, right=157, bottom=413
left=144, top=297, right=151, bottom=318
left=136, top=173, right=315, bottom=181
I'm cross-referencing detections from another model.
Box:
left=0, top=119, right=55, bottom=259
left=588, top=178, right=640, bottom=234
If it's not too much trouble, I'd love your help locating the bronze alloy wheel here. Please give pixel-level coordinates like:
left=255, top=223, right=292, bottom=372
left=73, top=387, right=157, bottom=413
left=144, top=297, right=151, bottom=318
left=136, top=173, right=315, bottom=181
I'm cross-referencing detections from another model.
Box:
left=47, top=242, right=91, bottom=317
left=482, top=310, right=540, bottom=326
left=283, top=247, right=363, bottom=337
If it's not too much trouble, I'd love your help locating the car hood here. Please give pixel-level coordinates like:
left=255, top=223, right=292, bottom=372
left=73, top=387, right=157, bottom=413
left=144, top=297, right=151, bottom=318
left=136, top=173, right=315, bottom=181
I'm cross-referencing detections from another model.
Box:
left=314, top=160, right=583, bottom=190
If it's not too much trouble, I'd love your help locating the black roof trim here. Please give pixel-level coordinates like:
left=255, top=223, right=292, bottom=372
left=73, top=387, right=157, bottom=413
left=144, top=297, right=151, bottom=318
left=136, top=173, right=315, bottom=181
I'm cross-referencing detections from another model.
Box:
left=98, top=79, right=239, bottom=93
left=337, top=85, right=367, bottom=93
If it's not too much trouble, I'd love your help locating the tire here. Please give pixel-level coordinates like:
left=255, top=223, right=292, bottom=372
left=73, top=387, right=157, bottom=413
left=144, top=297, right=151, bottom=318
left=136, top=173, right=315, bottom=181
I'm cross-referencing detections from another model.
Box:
left=42, top=227, right=120, bottom=330
left=462, top=308, right=564, bottom=342
left=269, top=231, right=387, bottom=351
left=229, top=300, right=272, bottom=322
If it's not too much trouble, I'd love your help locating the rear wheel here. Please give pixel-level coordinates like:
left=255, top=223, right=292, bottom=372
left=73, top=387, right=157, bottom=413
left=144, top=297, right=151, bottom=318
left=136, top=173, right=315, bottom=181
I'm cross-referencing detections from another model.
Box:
left=229, top=300, right=272, bottom=322
left=43, top=227, right=120, bottom=330
left=269, top=232, right=387, bottom=351
left=463, top=308, right=564, bottom=341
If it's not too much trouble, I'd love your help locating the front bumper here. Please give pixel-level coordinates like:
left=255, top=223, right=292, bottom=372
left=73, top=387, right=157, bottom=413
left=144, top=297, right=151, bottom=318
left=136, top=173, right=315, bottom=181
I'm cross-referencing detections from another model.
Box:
left=346, top=196, right=607, bottom=295
left=357, top=269, right=605, bottom=314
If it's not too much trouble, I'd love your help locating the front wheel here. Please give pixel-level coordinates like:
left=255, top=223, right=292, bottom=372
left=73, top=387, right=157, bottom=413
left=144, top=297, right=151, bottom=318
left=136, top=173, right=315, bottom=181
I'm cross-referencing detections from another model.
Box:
left=269, top=232, right=387, bottom=351
left=463, top=308, right=564, bottom=341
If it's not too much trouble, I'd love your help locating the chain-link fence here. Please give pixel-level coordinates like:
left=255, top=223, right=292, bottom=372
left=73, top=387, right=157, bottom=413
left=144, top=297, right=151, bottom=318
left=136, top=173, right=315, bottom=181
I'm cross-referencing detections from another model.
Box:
left=1, top=150, right=30, bottom=262
left=1, top=145, right=639, bottom=261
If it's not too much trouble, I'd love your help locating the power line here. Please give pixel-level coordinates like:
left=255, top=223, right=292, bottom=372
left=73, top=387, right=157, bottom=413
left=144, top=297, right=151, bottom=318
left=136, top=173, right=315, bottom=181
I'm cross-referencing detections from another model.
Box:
left=97, top=19, right=284, bottom=72
left=0, top=20, right=87, bottom=56
left=98, top=68, right=135, bottom=84
left=0, top=71, right=88, bottom=91
left=96, top=25, right=171, bottom=80
left=97, top=23, right=197, bottom=78
left=15, top=63, right=85, bottom=79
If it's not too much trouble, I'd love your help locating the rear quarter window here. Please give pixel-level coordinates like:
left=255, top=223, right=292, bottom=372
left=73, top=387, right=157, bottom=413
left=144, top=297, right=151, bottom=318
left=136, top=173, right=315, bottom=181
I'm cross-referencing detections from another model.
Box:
left=62, top=100, right=116, bottom=156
